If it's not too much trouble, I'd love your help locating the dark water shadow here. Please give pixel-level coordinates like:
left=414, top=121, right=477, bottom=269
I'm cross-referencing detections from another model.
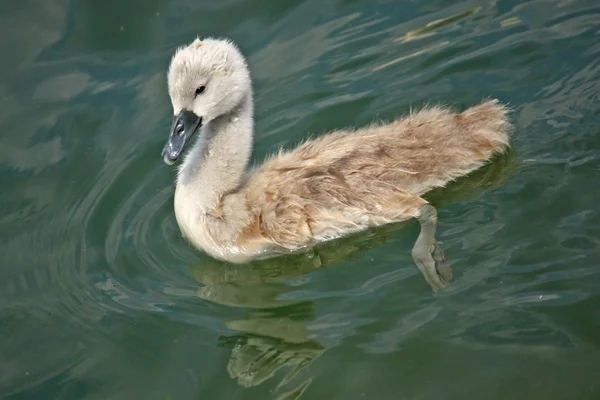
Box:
left=425, top=147, right=517, bottom=207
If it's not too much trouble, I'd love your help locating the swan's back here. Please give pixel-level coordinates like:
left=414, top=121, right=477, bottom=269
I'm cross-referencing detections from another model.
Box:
left=242, top=100, right=510, bottom=247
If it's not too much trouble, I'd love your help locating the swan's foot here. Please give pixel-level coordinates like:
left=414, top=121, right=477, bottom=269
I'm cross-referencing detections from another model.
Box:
left=411, top=204, right=453, bottom=291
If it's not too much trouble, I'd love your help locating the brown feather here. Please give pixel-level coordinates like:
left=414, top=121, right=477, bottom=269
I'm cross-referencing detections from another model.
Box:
left=240, top=100, right=511, bottom=250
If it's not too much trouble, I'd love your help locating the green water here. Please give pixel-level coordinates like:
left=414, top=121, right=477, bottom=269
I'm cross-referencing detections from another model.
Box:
left=1, top=0, right=599, bottom=399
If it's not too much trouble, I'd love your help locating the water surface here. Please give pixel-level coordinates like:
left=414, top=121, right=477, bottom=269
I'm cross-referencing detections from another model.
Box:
left=1, top=0, right=599, bottom=399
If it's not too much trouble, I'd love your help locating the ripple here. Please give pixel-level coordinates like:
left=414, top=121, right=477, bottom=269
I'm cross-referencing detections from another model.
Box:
left=2, top=0, right=600, bottom=398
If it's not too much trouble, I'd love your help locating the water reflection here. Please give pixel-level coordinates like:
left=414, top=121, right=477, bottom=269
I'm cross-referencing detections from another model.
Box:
left=188, top=231, right=385, bottom=389
left=188, top=224, right=422, bottom=391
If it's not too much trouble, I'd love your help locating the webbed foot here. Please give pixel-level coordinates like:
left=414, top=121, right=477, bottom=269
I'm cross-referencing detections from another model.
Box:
left=411, top=204, right=453, bottom=291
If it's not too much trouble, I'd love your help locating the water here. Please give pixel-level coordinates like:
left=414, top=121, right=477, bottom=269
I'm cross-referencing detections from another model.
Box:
left=1, top=0, right=599, bottom=399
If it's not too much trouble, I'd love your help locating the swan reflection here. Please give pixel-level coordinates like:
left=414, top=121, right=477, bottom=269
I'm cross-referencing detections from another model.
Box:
left=188, top=224, right=443, bottom=391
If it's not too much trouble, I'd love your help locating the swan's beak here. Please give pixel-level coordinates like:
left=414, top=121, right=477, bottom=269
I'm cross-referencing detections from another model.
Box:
left=162, top=109, right=203, bottom=165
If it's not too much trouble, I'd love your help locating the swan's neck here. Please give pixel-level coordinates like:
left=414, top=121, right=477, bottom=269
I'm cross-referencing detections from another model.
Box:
left=176, top=93, right=253, bottom=212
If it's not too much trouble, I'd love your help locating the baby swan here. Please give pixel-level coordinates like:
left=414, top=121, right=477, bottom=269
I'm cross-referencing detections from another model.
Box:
left=161, top=37, right=511, bottom=289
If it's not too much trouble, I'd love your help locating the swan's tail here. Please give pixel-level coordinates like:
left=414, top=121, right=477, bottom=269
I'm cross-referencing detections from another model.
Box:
left=400, top=99, right=512, bottom=195
left=456, top=99, right=511, bottom=157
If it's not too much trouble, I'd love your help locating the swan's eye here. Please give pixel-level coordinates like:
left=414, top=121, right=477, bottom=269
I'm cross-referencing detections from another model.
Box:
left=195, top=86, right=206, bottom=96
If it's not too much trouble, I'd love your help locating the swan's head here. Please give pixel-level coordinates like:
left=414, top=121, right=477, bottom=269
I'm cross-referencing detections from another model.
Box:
left=162, top=37, right=251, bottom=165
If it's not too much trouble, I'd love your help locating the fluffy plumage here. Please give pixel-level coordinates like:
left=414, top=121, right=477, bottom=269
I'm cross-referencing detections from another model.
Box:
left=163, top=37, right=511, bottom=289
